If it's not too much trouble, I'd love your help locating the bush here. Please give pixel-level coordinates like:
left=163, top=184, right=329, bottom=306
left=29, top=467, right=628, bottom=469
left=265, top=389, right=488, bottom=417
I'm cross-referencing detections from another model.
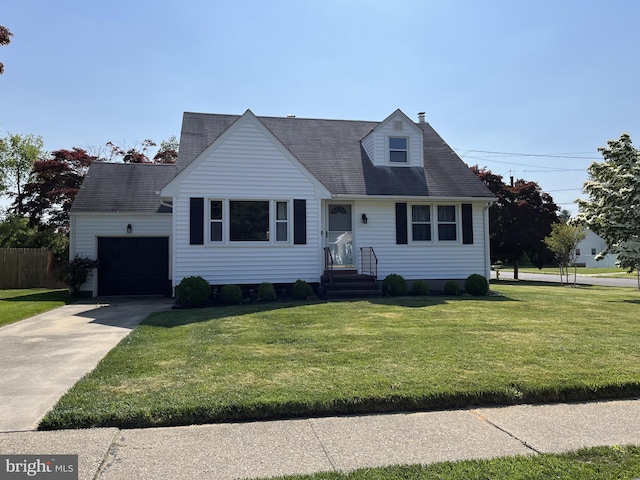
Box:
left=63, top=255, right=99, bottom=296
left=258, top=282, right=277, bottom=302
left=177, top=276, right=210, bottom=307
left=292, top=279, right=314, bottom=300
left=464, top=274, right=489, bottom=296
left=411, top=280, right=430, bottom=296
left=444, top=280, right=461, bottom=296
left=382, top=274, right=407, bottom=296
left=220, top=284, right=243, bottom=305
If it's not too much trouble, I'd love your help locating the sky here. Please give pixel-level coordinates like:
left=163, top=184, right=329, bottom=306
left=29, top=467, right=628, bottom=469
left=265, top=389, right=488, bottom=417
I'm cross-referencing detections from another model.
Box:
left=2, top=0, right=640, bottom=215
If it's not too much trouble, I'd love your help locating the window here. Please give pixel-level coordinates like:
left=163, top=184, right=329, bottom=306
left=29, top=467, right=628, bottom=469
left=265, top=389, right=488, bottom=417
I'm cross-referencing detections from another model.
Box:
left=207, top=200, right=292, bottom=243
left=575, top=248, right=581, bottom=256
left=437, top=205, right=457, bottom=241
left=209, top=200, right=223, bottom=242
left=591, top=248, right=597, bottom=255
left=276, top=201, right=288, bottom=242
left=230, top=201, right=269, bottom=241
left=389, top=137, right=408, bottom=163
left=411, top=205, right=431, bottom=241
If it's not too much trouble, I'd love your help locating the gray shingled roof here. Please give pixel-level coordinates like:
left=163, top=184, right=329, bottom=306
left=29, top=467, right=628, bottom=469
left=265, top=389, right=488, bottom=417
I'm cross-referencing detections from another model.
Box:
left=72, top=112, right=493, bottom=213
left=71, top=162, right=177, bottom=213
left=178, top=112, right=494, bottom=198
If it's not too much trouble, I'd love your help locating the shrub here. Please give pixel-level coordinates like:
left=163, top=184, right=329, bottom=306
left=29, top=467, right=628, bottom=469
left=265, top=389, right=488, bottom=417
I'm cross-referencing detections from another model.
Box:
left=258, top=282, right=277, bottom=302
left=292, top=279, right=314, bottom=300
left=177, top=276, right=210, bottom=307
left=220, top=285, right=243, bottom=305
left=63, top=255, right=99, bottom=296
left=382, top=274, right=407, bottom=296
left=464, top=274, right=489, bottom=296
left=444, top=280, right=461, bottom=296
left=411, top=280, right=430, bottom=296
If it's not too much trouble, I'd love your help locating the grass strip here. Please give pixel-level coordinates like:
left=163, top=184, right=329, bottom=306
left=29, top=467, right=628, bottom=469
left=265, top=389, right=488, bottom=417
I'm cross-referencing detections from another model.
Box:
left=40, top=283, right=640, bottom=430
left=255, top=445, right=640, bottom=480
left=0, top=289, right=73, bottom=328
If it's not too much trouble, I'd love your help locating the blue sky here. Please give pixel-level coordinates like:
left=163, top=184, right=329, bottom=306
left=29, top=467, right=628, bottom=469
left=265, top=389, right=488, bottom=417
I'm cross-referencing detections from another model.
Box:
left=2, top=0, right=640, bottom=214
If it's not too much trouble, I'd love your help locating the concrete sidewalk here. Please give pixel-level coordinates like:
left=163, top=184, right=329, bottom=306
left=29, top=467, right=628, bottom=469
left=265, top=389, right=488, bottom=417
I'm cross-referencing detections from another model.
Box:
left=1, top=399, right=639, bottom=479
left=0, top=296, right=174, bottom=432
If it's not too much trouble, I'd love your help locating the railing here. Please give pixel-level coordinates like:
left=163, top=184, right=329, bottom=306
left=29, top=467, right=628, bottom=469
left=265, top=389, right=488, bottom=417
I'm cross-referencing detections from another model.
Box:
left=360, top=247, right=378, bottom=279
left=324, top=247, right=335, bottom=273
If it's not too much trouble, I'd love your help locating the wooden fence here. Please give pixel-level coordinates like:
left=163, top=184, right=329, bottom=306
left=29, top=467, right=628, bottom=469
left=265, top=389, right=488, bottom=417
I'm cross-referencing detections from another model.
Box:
left=0, top=248, right=66, bottom=289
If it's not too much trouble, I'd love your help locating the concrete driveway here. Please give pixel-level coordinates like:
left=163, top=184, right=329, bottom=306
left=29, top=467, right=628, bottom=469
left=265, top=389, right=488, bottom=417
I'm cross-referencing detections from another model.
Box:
left=0, top=296, right=174, bottom=432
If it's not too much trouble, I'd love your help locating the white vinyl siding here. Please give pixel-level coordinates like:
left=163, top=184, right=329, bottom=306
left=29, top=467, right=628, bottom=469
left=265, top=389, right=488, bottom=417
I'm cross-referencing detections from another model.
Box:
left=361, top=113, right=423, bottom=167
left=173, top=117, right=325, bottom=286
left=352, top=200, right=488, bottom=280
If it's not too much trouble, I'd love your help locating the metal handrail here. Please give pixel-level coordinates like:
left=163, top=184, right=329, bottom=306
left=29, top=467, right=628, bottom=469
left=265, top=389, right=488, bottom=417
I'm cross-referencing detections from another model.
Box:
left=324, top=247, right=335, bottom=272
left=360, top=247, right=378, bottom=279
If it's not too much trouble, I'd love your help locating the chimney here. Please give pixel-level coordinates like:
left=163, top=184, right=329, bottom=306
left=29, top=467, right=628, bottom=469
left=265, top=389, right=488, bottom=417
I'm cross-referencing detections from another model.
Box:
left=286, top=114, right=296, bottom=118
left=417, top=112, right=426, bottom=124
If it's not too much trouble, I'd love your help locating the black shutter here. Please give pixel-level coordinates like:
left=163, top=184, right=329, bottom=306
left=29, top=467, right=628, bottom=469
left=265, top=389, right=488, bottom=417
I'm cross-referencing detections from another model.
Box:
left=395, top=203, right=408, bottom=244
left=462, top=203, right=474, bottom=245
left=190, top=197, right=204, bottom=245
left=293, top=199, right=306, bottom=245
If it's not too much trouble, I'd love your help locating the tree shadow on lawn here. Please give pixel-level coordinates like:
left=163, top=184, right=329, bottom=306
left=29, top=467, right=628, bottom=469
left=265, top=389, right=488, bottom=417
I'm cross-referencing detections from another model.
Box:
left=0, top=289, right=73, bottom=304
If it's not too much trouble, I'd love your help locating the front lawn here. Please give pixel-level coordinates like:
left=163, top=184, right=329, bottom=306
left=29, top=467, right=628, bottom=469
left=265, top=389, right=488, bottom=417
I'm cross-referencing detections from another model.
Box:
left=40, top=283, right=640, bottom=429
left=0, top=289, right=73, bottom=328
left=258, top=446, right=640, bottom=480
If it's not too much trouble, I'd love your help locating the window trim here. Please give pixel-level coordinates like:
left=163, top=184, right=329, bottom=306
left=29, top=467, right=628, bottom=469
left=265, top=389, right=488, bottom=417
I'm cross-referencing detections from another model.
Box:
left=406, top=203, right=462, bottom=244
left=437, top=205, right=458, bottom=242
left=409, top=204, right=432, bottom=243
left=206, top=199, right=292, bottom=245
left=388, top=136, right=408, bottom=164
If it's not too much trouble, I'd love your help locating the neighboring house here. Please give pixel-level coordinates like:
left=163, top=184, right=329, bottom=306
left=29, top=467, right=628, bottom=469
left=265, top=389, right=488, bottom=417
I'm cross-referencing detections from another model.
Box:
left=69, top=109, right=495, bottom=296
left=574, top=229, right=618, bottom=268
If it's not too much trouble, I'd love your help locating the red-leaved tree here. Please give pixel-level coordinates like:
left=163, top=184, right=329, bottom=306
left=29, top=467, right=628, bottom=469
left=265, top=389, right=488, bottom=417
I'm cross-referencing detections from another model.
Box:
left=0, top=25, right=13, bottom=75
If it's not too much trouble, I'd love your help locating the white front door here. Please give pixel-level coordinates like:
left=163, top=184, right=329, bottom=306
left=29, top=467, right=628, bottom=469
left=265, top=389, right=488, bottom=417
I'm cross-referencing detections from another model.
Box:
left=327, top=204, right=353, bottom=267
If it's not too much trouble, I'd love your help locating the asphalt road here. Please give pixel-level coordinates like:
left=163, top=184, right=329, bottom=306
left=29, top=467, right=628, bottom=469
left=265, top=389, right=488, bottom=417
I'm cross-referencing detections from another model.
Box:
left=492, top=270, right=640, bottom=288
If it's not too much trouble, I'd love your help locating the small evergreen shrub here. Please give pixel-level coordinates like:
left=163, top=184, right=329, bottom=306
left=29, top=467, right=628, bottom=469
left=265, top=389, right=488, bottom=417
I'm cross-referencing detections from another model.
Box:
left=411, top=280, right=430, bottom=296
left=292, top=279, right=314, bottom=300
left=382, top=273, right=407, bottom=296
left=220, top=284, right=243, bottom=305
left=257, top=282, right=277, bottom=302
left=444, top=280, right=461, bottom=296
left=464, top=274, right=489, bottom=296
left=177, top=276, right=210, bottom=307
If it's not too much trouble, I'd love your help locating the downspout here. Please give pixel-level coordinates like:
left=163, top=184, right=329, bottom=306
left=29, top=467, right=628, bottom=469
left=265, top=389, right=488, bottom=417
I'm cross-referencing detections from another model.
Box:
left=483, top=203, right=491, bottom=281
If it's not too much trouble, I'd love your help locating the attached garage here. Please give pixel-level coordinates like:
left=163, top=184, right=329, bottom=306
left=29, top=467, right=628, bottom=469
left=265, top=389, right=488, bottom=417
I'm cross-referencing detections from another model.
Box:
left=97, top=237, right=170, bottom=295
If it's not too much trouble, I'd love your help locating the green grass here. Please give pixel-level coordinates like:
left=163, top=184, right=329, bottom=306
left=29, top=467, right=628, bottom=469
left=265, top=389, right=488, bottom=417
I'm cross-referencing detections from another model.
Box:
left=40, top=283, right=640, bottom=430
left=499, top=266, right=635, bottom=276
left=0, top=288, right=73, bottom=328
left=256, top=446, right=640, bottom=480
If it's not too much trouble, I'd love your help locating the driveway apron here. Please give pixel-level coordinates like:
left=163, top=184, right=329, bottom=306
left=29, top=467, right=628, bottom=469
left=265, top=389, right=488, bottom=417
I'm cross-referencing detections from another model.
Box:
left=0, top=296, right=173, bottom=432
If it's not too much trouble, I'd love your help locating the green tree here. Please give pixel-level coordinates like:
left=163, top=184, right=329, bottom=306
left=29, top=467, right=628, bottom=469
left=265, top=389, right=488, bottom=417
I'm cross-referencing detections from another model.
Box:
left=0, top=25, right=12, bottom=75
left=576, top=133, right=640, bottom=288
left=544, top=223, right=586, bottom=286
left=472, top=166, right=560, bottom=278
left=0, top=133, right=45, bottom=201
left=153, top=135, right=179, bottom=164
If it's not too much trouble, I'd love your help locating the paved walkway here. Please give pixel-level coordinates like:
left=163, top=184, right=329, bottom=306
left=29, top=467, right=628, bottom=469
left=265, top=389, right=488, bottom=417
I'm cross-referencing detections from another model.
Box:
left=0, top=296, right=174, bottom=432
left=1, top=399, right=639, bottom=479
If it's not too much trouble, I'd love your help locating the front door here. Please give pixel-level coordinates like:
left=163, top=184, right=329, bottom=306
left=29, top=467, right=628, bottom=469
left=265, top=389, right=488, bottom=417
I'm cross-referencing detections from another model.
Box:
left=327, top=204, right=353, bottom=267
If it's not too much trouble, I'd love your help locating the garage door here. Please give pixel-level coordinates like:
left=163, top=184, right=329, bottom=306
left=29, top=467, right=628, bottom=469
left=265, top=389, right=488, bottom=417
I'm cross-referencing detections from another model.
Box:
left=97, top=237, right=169, bottom=295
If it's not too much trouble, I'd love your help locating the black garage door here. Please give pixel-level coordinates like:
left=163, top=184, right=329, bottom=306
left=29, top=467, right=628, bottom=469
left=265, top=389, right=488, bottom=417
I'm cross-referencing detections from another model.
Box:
left=98, top=237, right=169, bottom=295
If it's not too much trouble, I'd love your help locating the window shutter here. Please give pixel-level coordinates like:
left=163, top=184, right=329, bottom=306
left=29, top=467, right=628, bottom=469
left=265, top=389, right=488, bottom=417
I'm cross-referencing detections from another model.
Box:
left=395, top=203, right=408, bottom=244
left=462, top=203, right=474, bottom=245
left=190, top=197, right=204, bottom=245
left=293, top=199, right=306, bottom=245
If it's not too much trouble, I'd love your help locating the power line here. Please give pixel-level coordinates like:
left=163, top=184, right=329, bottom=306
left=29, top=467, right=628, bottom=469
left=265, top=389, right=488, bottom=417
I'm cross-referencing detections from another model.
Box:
left=464, top=155, right=582, bottom=171
left=456, top=148, right=600, bottom=160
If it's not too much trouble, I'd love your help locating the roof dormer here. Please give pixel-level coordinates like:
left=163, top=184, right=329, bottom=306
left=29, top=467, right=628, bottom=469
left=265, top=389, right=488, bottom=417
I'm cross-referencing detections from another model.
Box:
left=361, top=109, right=424, bottom=167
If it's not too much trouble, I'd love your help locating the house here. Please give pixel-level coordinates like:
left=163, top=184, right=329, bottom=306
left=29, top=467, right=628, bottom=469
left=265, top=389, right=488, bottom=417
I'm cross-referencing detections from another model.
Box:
left=69, top=109, right=495, bottom=296
left=574, top=229, right=618, bottom=268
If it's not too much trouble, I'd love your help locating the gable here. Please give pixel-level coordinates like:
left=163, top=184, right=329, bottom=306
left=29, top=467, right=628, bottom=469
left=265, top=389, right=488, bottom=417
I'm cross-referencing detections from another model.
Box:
left=162, top=110, right=331, bottom=198
left=361, top=109, right=424, bottom=167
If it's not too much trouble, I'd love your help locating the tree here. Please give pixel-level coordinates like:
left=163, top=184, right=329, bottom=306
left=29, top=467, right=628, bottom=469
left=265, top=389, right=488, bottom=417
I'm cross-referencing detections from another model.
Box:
left=0, top=213, right=68, bottom=254
left=472, top=166, right=560, bottom=278
left=576, top=133, right=640, bottom=288
left=13, top=148, right=98, bottom=233
left=0, top=25, right=12, bottom=75
left=559, top=209, right=572, bottom=223
left=106, top=139, right=156, bottom=163
left=544, top=223, right=586, bottom=286
left=153, top=135, right=179, bottom=164
left=0, top=133, right=45, bottom=200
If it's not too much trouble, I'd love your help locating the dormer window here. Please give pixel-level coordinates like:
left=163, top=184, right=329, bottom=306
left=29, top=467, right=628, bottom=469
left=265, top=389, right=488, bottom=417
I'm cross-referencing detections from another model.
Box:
left=389, top=137, right=408, bottom=163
